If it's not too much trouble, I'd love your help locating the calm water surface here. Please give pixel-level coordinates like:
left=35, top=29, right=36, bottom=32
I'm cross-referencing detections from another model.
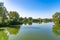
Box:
left=0, top=23, right=60, bottom=40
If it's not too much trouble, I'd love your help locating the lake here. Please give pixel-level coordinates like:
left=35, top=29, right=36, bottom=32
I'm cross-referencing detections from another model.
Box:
left=0, top=22, right=60, bottom=40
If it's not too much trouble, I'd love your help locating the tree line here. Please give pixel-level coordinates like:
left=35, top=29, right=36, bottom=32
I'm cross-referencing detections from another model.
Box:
left=0, top=2, right=60, bottom=26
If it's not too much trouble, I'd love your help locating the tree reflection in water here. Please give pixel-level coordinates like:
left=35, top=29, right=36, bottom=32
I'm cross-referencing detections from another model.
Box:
left=28, top=22, right=32, bottom=25
left=0, top=25, right=21, bottom=40
left=7, top=25, right=20, bottom=35
left=0, top=29, right=8, bottom=40
left=52, top=23, right=60, bottom=35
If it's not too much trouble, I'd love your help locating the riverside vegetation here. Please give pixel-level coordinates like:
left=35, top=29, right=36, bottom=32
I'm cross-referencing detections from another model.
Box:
left=0, top=2, right=60, bottom=26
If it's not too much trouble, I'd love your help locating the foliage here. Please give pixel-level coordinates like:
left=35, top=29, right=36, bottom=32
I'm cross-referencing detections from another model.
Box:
left=52, top=12, right=60, bottom=24
left=42, top=18, right=52, bottom=23
left=52, top=23, right=60, bottom=35
left=28, top=17, right=33, bottom=23
left=0, top=3, right=7, bottom=25
left=8, top=11, right=19, bottom=25
left=8, top=11, right=19, bottom=19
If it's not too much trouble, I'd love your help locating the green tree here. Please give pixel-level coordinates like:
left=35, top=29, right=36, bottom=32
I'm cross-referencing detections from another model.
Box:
left=38, top=18, right=42, bottom=24
left=28, top=17, right=33, bottom=23
left=52, top=12, right=60, bottom=24
left=23, top=17, right=28, bottom=22
left=19, top=17, right=24, bottom=24
left=0, top=2, right=8, bottom=25
left=8, top=11, right=19, bottom=24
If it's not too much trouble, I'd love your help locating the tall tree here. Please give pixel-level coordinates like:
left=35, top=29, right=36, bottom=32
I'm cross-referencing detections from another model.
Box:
left=28, top=17, right=33, bottom=22
left=0, top=2, right=8, bottom=24
left=8, top=11, right=19, bottom=24
left=52, top=12, right=60, bottom=24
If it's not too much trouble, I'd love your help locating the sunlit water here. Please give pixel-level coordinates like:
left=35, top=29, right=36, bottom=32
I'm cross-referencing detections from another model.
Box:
left=0, top=22, right=60, bottom=40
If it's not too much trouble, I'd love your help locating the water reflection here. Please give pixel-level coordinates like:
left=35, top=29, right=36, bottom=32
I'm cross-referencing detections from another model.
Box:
left=0, top=25, right=21, bottom=40
left=0, top=22, right=58, bottom=40
left=0, top=29, right=8, bottom=40
left=7, top=25, right=20, bottom=35
left=52, top=23, right=60, bottom=35
left=28, top=22, right=32, bottom=25
left=24, top=22, right=27, bottom=25
left=23, top=22, right=42, bottom=25
left=23, top=21, right=52, bottom=26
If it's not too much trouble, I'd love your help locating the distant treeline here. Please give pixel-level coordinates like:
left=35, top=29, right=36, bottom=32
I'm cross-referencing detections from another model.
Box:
left=19, top=17, right=52, bottom=23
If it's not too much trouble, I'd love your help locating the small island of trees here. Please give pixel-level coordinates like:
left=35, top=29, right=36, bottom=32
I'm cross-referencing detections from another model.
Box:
left=0, top=2, right=59, bottom=26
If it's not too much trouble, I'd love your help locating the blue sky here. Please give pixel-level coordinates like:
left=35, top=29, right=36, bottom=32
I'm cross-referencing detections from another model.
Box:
left=0, top=0, right=60, bottom=18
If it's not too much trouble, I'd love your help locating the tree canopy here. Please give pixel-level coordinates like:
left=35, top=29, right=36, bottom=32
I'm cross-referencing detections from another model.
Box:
left=52, top=12, right=60, bottom=24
